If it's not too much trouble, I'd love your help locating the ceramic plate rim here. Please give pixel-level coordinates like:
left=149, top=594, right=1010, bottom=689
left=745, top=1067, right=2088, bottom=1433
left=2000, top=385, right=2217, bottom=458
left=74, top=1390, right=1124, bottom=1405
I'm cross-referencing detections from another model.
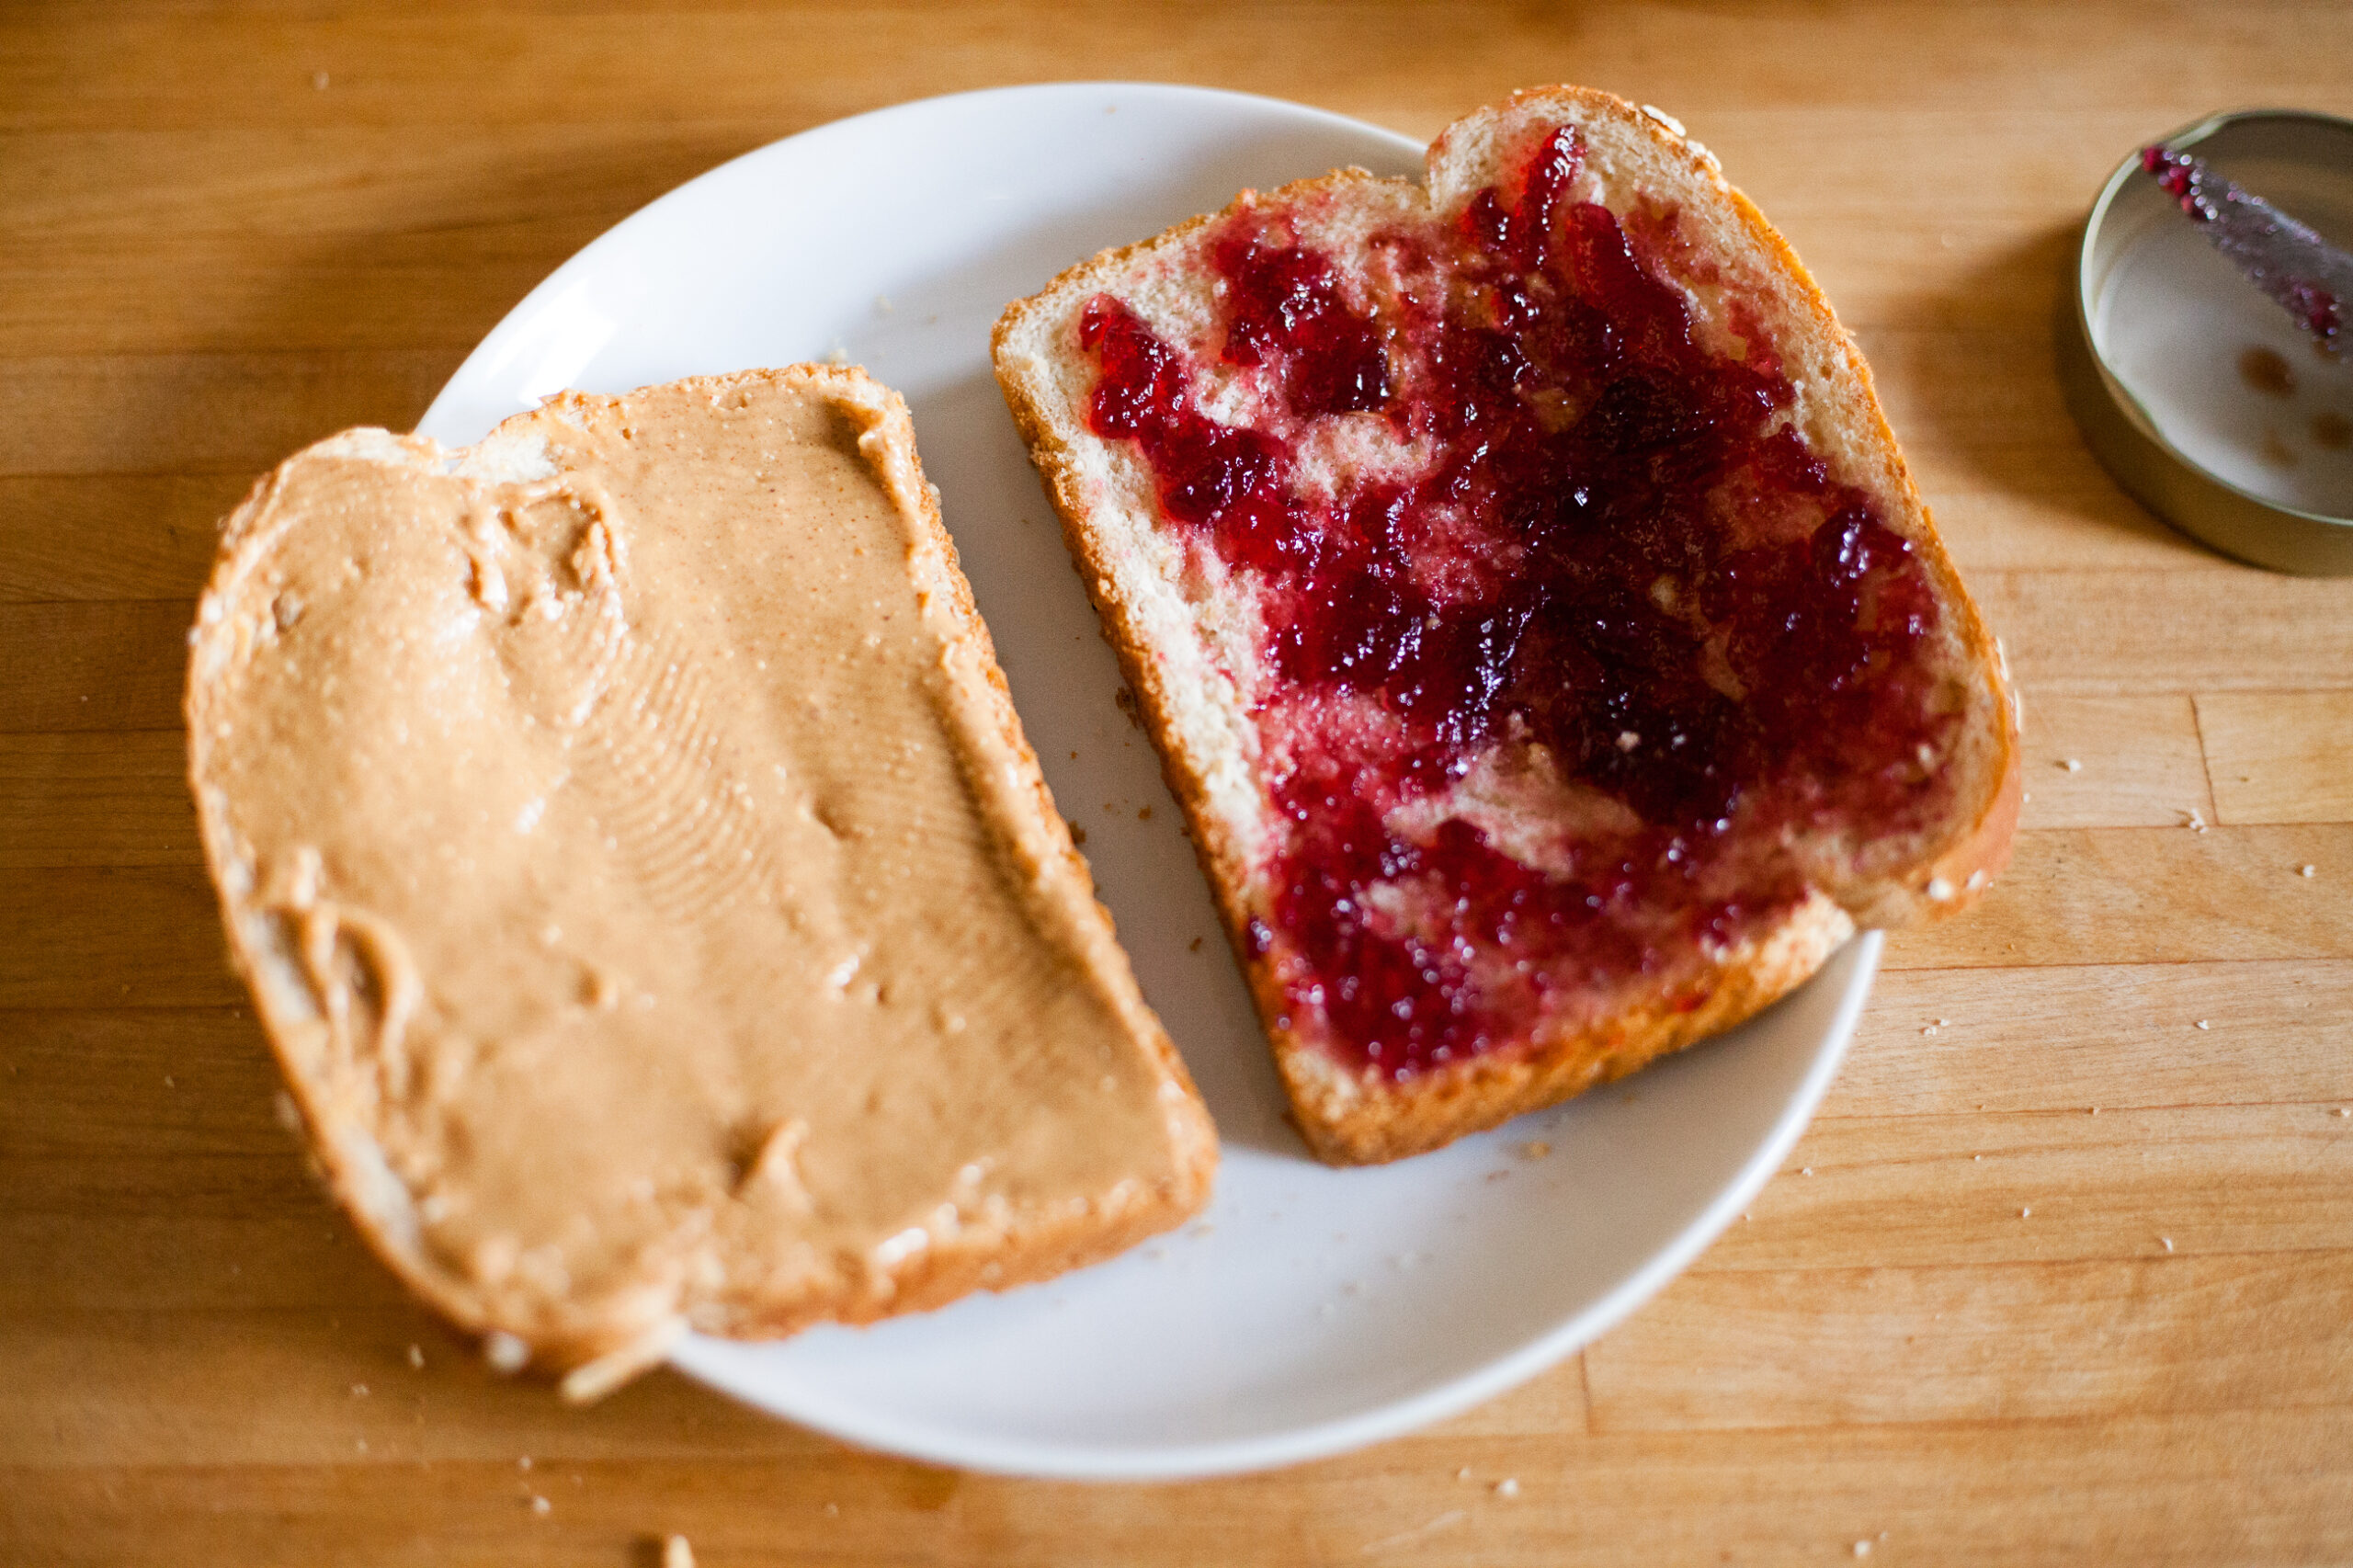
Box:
left=419, top=81, right=1878, bottom=1481
left=672, top=932, right=1874, bottom=1480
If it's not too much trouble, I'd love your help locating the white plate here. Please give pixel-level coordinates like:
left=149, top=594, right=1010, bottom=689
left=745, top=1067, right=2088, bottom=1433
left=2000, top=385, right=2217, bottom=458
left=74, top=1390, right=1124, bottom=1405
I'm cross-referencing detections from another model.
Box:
left=419, top=82, right=1880, bottom=1480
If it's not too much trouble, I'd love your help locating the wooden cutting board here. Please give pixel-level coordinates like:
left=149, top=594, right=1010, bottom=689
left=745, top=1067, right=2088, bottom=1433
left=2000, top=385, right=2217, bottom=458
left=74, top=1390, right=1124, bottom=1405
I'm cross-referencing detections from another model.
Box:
left=5, top=2, right=2349, bottom=1562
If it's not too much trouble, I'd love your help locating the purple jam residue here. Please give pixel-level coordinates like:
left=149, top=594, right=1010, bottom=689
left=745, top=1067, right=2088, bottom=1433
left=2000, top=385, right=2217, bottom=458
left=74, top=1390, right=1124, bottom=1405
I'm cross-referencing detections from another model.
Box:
left=2142, top=144, right=2347, bottom=346
left=1079, top=124, right=1953, bottom=1077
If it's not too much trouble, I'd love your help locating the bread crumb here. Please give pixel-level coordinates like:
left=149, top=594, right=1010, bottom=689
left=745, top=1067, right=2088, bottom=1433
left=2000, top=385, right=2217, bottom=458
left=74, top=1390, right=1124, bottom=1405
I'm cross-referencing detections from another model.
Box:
left=2335, top=1108, right=2349, bottom=1118
left=355, top=1437, right=367, bottom=1453
left=165, top=1074, right=176, bottom=1088
left=2088, top=1106, right=2099, bottom=1115
left=2301, top=864, right=2317, bottom=877
left=2019, top=1206, right=2031, bottom=1218
left=312, top=70, right=329, bottom=90
left=518, top=1455, right=533, bottom=1471
left=529, top=1494, right=551, bottom=1517
left=824, top=1502, right=839, bottom=1517
left=2161, top=1236, right=2175, bottom=1252
left=350, top=1382, right=369, bottom=1398
left=1854, top=1541, right=1872, bottom=1559
left=1921, top=1025, right=1938, bottom=1037
left=664, top=1537, right=695, bottom=1568
left=2196, top=1020, right=2211, bottom=1030
left=483, top=1333, right=529, bottom=1375
left=1138, top=805, right=1153, bottom=821
left=2059, top=758, right=2081, bottom=771
left=1493, top=1477, right=1520, bottom=1498
left=1188, top=937, right=1203, bottom=952
left=1616, top=730, right=1642, bottom=751
left=1069, top=824, right=1087, bottom=846
left=1520, top=1140, right=1551, bottom=1160
left=1801, top=1166, right=1813, bottom=1176
left=2183, top=808, right=2208, bottom=832
left=406, top=1344, right=425, bottom=1369
left=1456, top=1466, right=1472, bottom=1482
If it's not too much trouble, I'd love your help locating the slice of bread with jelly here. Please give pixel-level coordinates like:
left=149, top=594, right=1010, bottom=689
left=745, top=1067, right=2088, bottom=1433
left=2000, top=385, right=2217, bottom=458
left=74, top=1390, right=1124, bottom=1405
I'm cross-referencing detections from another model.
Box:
left=994, top=86, right=2019, bottom=1165
left=188, top=367, right=1216, bottom=1392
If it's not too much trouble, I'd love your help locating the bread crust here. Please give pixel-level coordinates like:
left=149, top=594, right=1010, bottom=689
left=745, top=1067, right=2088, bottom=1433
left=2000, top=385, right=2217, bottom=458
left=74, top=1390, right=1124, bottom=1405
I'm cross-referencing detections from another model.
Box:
left=994, top=86, right=2018, bottom=1165
left=188, top=367, right=1216, bottom=1385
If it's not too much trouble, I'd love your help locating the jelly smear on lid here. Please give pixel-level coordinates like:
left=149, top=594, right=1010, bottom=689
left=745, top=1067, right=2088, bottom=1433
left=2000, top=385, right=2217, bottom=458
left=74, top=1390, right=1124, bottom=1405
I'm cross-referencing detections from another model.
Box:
left=2141, top=144, right=2350, bottom=350
left=1080, top=124, right=1956, bottom=1078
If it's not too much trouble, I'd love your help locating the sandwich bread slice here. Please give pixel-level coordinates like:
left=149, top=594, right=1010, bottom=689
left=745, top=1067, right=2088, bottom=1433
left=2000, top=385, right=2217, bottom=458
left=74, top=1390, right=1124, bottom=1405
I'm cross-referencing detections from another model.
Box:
left=188, top=366, right=1217, bottom=1392
left=994, top=86, right=2018, bottom=1165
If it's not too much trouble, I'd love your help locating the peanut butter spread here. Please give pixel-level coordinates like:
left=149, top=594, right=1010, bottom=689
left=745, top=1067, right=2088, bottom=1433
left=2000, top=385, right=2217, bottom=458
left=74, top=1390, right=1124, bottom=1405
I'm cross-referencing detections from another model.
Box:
left=187, top=368, right=1213, bottom=1379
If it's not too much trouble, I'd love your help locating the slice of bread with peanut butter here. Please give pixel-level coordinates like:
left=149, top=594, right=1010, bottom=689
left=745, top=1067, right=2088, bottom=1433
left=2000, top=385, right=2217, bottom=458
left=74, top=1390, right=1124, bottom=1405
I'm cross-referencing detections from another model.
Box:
left=187, top=365, right=1217, bottom=1396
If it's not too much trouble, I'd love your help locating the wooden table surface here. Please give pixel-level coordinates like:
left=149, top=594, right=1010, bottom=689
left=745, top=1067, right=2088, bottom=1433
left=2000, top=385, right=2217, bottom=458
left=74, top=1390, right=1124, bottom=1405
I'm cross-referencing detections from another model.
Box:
left=7, top=2, right=2353, bottom=1562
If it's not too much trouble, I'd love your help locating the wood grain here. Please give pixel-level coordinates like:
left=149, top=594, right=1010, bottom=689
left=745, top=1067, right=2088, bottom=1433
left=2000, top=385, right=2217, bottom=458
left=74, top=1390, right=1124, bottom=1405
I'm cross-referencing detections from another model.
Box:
left=2198, top=692, right=2353, bottom=825
left=1847, top=961, right=2353, bottom=1112
left=1973, top=570, right=2353, bottom=694
left=1586, top=1252, right=2353, bottom=1430
left=1712, top=1107, right=2353, bottom=1269
left=0, top=733, right=199, bottom=868
left=0, top=352, right=450, bottom=476
left=7, top=1413, right=2351, bottom=1568
left=0, top=602, right=192, bottom=733
left=6, top=1, right=2352, bottom=1563
left=1883, top=824, right=2353, bottom=968
left=2012, top=694, right=2215, bottom=829
left=0, top=477, right=249, bottom=600
left=0, top=867, right=239, bottom=1008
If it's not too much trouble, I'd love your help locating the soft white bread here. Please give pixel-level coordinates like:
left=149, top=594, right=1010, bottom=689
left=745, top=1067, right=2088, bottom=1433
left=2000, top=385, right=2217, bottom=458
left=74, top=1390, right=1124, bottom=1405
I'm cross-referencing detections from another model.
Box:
left=995, top=87, right=2018, bottom=1165
left=187, top=367, right=1216, bottom=1391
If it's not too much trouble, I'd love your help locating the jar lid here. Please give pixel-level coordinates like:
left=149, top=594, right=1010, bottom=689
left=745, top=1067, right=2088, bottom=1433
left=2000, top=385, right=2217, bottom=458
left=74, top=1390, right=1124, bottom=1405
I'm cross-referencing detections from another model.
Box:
left=2060, top=108, right=2353, bottom=574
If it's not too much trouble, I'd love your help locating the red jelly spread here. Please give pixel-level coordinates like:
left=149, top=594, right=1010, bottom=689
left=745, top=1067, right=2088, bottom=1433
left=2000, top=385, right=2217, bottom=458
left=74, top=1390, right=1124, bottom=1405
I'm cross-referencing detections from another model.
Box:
left=1079, top=124, right=1952, bottom=1078
left=2141, top=145, right=2345, bottom=346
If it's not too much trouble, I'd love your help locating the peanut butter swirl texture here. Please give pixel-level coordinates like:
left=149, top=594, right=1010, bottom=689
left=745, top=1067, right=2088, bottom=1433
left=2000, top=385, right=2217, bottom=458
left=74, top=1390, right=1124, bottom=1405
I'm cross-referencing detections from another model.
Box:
left=187, top=368, right=1214, bottom=1393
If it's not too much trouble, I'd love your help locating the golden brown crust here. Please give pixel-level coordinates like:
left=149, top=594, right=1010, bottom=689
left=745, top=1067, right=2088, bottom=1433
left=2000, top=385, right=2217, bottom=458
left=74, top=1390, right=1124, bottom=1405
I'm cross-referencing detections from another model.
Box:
left=188, top=366, right=1214, bottom=1385
left=883, top=377, right=1220, bottom=1214
left=1271, top=895, right=1855, bottom=1164
left=993, top=87, right=2018, bottom=1166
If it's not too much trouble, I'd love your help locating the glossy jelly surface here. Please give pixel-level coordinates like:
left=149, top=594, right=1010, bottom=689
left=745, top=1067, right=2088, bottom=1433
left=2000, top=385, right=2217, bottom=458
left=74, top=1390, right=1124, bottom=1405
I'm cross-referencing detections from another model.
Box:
left=1079, top=124, right=1953, bottom=1077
